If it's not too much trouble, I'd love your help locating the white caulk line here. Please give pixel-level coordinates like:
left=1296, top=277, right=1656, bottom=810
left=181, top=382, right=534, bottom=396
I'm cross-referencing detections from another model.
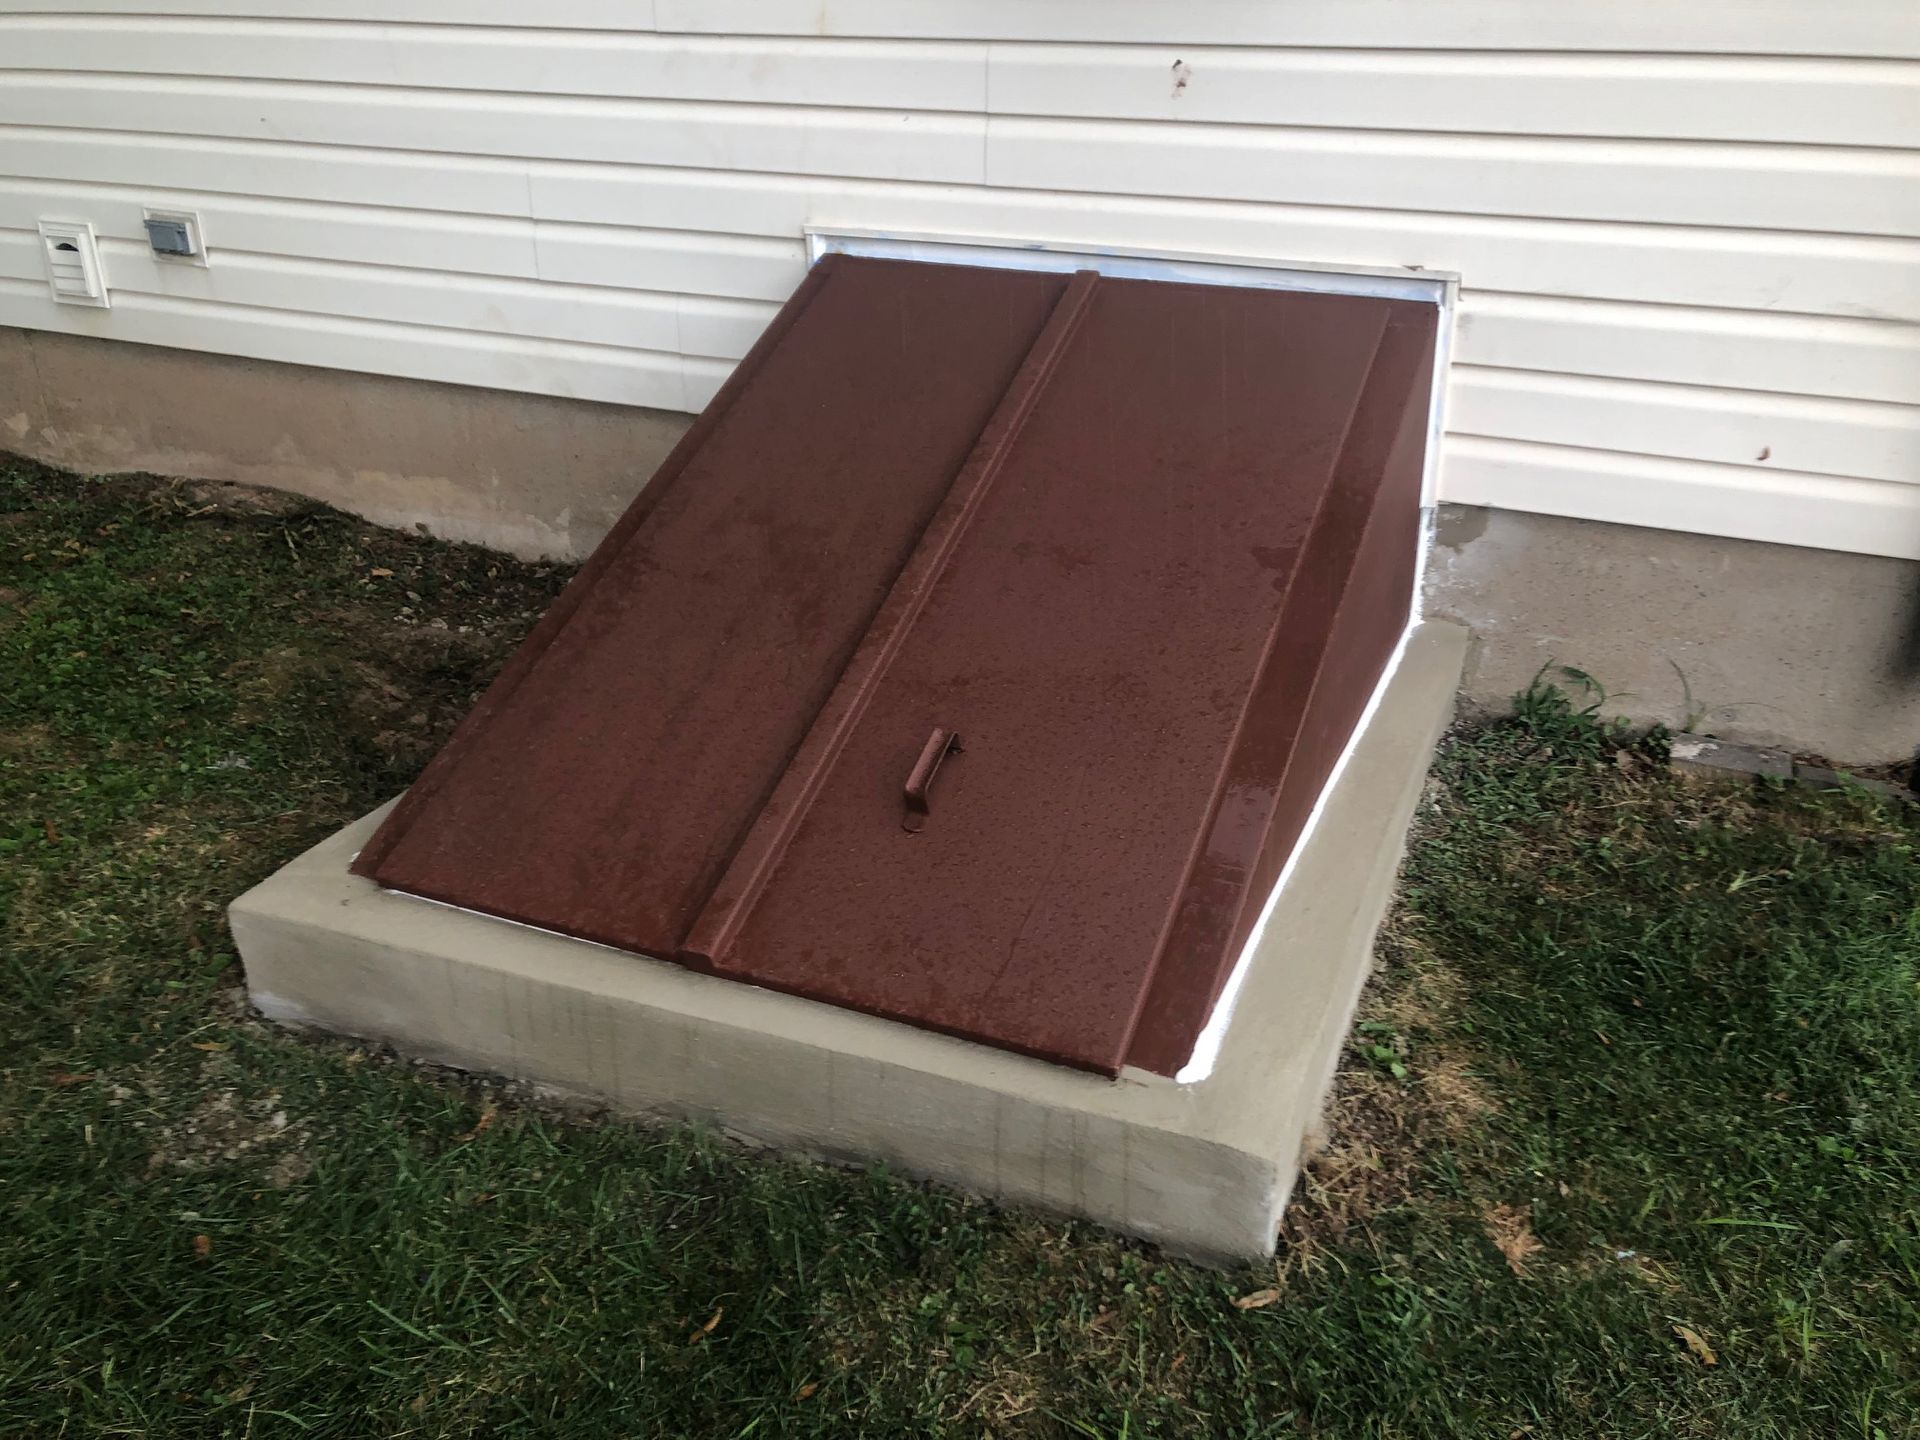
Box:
left=1174, top=518, right=1431, bottom=1086
left=1411, top=502, right=1436, bottom=625
left=381, top=886, right=637, bottom=958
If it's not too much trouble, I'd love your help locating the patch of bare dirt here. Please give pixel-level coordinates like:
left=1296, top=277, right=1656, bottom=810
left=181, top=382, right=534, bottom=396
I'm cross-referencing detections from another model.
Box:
left=1281, top=1068, right=1427, bottom=1257
left=224, top=644, right=337, bottom=731
left=954, top=1361, right=1041, bottom=1426
left=1420, top=1052, right=1497, bottom=1132
left=142, top=1071, right=314, bottom=1183
left=0, top=722, right=50, bottom=756
left=1482, top=1202, right=1543, bottom=1276
left=1280, top=948, right=1496, bottom=1263
left=1370, top=937, right=1470, bottom=1035
left=179, top=480, right=310, bottom=518
left=347, top=646, right=480, bottom=767
left=265, top=1149, right=316, bottom=1189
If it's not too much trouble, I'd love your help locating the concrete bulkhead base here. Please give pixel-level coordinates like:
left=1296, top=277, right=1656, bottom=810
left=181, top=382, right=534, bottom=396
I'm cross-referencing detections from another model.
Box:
left=236, top=622, right=1464, bottom=1264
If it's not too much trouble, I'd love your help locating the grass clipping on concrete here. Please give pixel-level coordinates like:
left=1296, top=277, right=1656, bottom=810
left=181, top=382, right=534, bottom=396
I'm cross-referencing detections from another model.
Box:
left=3, top=456, right=1918, bottom=1439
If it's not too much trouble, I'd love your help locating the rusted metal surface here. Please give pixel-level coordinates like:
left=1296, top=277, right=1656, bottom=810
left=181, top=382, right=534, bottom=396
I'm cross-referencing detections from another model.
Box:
left=362, top=256, right=1435, bottom=1078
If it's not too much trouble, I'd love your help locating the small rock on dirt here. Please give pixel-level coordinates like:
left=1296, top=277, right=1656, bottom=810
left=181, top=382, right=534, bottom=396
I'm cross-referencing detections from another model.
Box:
left=1669, top=734, right=1791, bottom=785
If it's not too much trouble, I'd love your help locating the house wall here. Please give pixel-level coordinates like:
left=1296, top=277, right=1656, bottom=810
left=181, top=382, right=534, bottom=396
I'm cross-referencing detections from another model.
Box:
left=1424, top=506, right=1920, bottom=763
left=0, top=324, right=689, bottom=557
left=2, top=2, right=1917, bottom=560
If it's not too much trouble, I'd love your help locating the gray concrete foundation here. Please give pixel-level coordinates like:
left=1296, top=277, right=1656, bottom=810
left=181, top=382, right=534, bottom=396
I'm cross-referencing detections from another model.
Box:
left=231, top=622, right=1466, bottom=1265
left=1426, top=504, right=1920, bottom=763
left=1, top=326, right=690, bottom=560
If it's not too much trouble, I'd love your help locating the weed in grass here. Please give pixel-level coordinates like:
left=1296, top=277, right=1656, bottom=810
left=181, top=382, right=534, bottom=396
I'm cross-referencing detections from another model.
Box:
left=3, top=454, right=1917, bottom=1438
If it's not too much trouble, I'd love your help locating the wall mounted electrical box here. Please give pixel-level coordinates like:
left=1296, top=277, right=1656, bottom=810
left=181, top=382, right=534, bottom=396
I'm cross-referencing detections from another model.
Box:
left=142, top=207, right=206, bottom=264
left=37, top=220, right=109, bottom=307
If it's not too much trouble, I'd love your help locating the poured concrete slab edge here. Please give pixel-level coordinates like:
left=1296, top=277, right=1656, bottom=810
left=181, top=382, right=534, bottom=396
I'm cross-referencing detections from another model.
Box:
left=231, top=620, right=1468, bottom=1265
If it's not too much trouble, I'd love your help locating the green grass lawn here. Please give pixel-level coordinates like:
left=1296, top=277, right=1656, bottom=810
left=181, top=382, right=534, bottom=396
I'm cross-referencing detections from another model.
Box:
left=3, top=455, right=1918, bottom=1439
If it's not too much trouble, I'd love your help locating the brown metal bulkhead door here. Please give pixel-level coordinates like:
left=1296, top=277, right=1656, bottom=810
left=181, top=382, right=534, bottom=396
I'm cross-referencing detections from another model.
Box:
left=355, top=258, right=1075, bottom=953
left=684, top=269, right=1436, bottom=1075
left=358, top=256, right=1436, bottom=1079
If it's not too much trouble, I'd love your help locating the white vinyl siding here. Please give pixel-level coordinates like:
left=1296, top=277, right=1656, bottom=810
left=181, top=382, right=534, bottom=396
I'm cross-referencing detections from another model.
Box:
left=2, top=4, right=1916, bottom=557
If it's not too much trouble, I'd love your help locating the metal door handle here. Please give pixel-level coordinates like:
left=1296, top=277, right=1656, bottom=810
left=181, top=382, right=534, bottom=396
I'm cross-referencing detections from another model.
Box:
left=902, top=727, right=962, bottom=833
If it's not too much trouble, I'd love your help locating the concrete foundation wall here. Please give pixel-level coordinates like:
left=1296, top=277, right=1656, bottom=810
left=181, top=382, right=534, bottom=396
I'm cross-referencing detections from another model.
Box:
left=1427, top=504, right=1920, bottom=764
left=6, top=325, right=1913, bottom=763
left=0, top=326, right=690, bottom=560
